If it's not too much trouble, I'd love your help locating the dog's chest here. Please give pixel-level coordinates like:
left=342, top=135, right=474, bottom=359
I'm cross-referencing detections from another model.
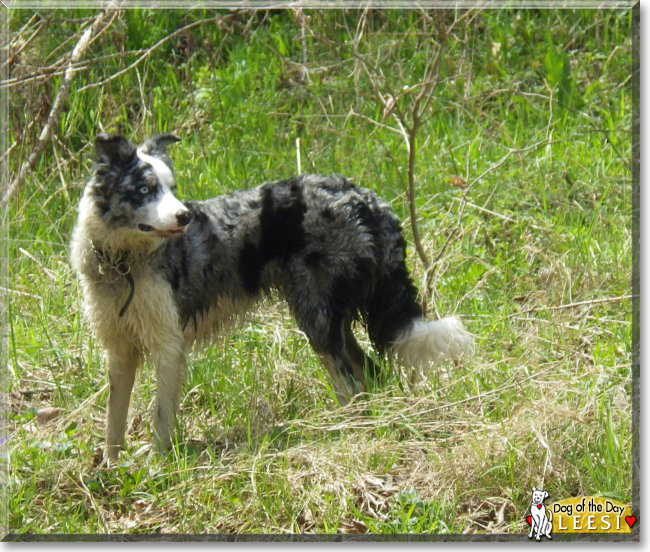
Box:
left=85, top=266, right=181, bottom=348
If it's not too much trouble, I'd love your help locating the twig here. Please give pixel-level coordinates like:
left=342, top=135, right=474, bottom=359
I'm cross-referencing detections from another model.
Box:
left=354, top=11, right=455, bottom=272
left=451, top=197, right=516, bottom=223
left=389, top=110, right=430, bottom=265
left=429, top=136, right=554, bottom=284
left=405, top=119, right=430, bottom=267
left=2, top=3, right=120, bottom=206
left=509, top=294, right=635, bottom=318
left=2, top=16, right=46, bottom=70
left=76, top=15, right=224, bottom=93
left=0, top=64, right=89, bottom=90
left=450, top=196, right=546, bottom=232
left=348, top=109, right=401, bottom=135
left=295, top=137, right=301, bottom=174
left=77, top=469, right=109, bottom=532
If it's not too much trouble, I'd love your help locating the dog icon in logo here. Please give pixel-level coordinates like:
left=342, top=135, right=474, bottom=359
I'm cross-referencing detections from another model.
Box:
left=528, top=486, right=553, bottom=540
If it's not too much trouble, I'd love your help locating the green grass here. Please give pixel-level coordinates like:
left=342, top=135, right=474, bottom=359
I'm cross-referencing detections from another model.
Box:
left=6, top=8, right=634, bottom=535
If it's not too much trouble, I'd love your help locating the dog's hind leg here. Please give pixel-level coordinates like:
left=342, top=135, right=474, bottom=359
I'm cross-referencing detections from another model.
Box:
left=151, top=341, right=187, bottom=452
left=105, top=342, right=141, bottom=463
left=343, top=324, right=379, bottom=382
left=302, top=315, right=369, bottom=404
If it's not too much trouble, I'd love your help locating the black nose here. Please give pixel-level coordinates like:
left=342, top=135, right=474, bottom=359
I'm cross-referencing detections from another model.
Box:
left=176, top=210, right=192, bottom=227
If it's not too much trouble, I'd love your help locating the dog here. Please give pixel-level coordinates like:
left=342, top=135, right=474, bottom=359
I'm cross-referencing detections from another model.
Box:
left=71, top=133, right=473, bottom=463
left=528, top=486, right=553, bottom=540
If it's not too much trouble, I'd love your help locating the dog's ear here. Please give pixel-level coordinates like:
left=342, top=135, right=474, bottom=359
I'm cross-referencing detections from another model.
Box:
left=544, top=491, right=548, bottom=499
left=532, top=486, right=537, bottom=492
left=140, top=133, right=180, bottom=155
left=95, top=134, right=136, bottom=166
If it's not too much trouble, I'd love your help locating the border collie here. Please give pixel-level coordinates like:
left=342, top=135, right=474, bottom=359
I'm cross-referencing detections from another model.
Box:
left=71, top=133, right=473, bottom=462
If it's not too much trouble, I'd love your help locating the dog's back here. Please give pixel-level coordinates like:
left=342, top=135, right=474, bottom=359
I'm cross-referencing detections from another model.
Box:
left=152, top=173, right=471, bottom=400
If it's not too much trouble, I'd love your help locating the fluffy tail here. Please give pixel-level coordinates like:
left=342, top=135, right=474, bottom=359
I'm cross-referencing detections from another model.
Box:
left=365, top=266, right=473, bottom=368
left=391, top=316, right=473, bottom=368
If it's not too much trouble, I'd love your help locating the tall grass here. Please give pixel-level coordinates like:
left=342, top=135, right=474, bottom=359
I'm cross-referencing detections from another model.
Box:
left=6, top=8, right=633, bottom=535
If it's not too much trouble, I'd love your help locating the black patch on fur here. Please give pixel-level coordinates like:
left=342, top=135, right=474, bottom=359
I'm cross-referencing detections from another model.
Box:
left=239, top=240, right=264, bottom=294
left=238, top=179, right=307, bottom=294
left=321, top=208, right=335, bottom=222
left=169, top=267, right=181, bottom=292
left=304, top=251, right=324, bottom=267
left=365, top=256, right=423, bottom=353
left=95, top=134, right=136, bottom=167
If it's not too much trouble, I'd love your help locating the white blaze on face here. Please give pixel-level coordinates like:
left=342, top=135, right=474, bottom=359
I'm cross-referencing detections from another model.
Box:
left=136, top=147, right=175, bottom=188
left=136, top=147, right=189, bottom=232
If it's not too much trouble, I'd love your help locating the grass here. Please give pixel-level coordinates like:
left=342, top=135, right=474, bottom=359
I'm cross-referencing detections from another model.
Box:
left=5, top=8, right=634, bottom=536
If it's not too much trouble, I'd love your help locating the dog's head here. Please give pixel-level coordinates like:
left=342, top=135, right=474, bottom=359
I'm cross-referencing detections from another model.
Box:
left=531, top=486, right=549, bottom=506
left=86, top=133, right=191, bottom=240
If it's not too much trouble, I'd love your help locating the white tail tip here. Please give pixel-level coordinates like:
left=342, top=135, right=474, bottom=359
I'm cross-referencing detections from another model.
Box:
left=391, top=316, right=473, bottom=368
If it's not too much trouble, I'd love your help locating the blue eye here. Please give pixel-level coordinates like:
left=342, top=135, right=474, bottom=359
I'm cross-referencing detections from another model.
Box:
left=139, top=183, right=158, bottom=195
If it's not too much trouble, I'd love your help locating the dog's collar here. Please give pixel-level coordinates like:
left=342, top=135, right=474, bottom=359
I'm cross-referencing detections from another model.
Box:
left=91, top=241, right=135, bottom=317
left=92, top=241, right=131, bottom=276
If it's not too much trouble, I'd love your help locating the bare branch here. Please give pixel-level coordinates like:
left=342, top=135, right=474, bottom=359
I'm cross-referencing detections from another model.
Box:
left=76, top=14, right=228, bottom=93
left=510, top=295, right=635, bottom=319
left=2, top=2, right=121, bottom=206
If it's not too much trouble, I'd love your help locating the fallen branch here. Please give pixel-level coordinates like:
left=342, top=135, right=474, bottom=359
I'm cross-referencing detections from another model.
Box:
left=2, top=3, right=120, bottom=206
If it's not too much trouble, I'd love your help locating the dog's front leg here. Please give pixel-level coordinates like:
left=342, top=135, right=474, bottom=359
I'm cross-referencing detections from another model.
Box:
left=105, top=343, right=141, bottom=463
left=535, top=517, right=543, bottom=540
left=151, top=344, right=187, bottom=452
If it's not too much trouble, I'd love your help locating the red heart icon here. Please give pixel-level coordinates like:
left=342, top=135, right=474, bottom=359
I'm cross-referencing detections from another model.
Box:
left=526, top=516, right=532, bottom=525
left=537, top=504, right=543, bottom=509
left=625, top=516, right=637, bottom=528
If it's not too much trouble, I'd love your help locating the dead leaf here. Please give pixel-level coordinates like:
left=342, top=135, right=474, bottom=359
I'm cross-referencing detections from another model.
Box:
left=382, top=94, right=396, bottom=119
left=340, top=519, right=368, bottom=534
left=450, top=176, right=467, bottom=188
left=297, top=505, right=315, bottom=531
left=133, top=499, right=149, bottom=514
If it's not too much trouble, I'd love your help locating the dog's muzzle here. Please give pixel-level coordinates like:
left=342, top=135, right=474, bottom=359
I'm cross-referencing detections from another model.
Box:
left=138, top=209, right=192, bottom=238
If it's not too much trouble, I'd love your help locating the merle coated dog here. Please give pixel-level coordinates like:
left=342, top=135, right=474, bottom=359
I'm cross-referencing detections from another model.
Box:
left=71, top=133, right=473, bottom=462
